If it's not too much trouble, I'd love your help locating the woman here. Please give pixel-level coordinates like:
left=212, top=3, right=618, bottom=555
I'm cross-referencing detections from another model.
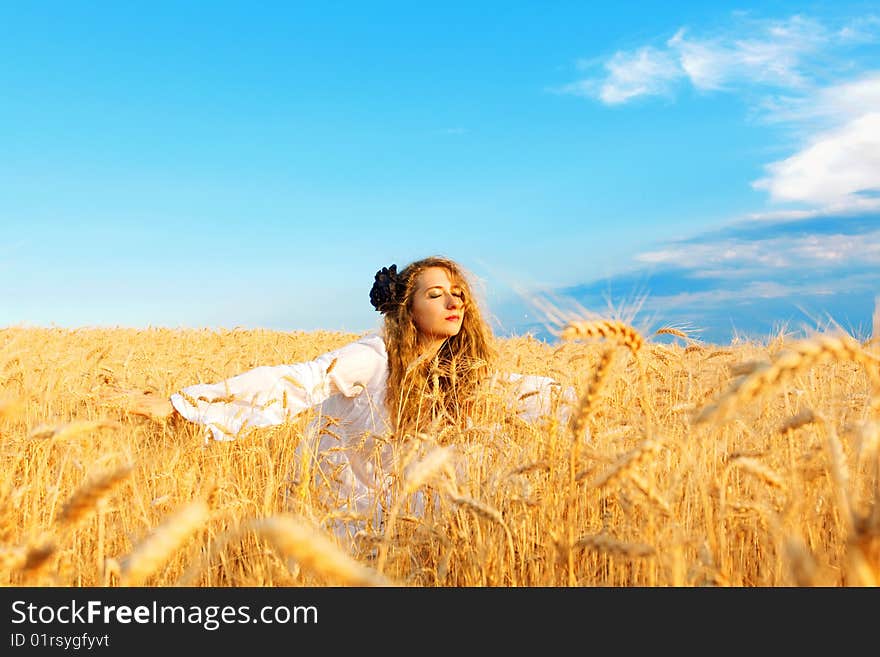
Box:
left=142, top=256, right=573, bottom=540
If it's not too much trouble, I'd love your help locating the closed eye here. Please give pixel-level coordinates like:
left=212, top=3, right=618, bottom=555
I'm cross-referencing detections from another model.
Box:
left=427, top=287, right=465, bottom=300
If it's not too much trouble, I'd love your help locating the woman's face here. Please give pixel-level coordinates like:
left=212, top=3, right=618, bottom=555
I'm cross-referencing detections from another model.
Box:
left=411, top=267, right=465, bottom=345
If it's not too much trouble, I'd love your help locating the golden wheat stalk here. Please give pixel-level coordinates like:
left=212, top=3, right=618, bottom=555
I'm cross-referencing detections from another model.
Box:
left=649, top=346, right=673, bottom=364
left=376, top=445, right=454, bottom=573
left=569, top=346, right=616, bottom=441
left=574, top=533, right=655, bottom=558
left=14, top=541, right=57, bottom=582
left=820, top=417, right=855, bottom=538
left=654, top=326, right=690, bottom=341
left=120, top=501, right=209, bottom=585
left=728, top=456, right=786, bottom=491
left=577, top=438, right=662, bottom=489
left=779, top=408, right=817, bottom=434
left=449, top=494, right=517, bottom=583
left=507, top=461, right=550, bottom=476
left=403, top=446, right=454, bottom=495
left=627, top=471, right=672, bottom=514
left=695, top=334, right=880, bottom=424
left=449, top=494, right=504, bottom=525
left=727, top=360, right=768, bottom=377
left=562, top=319, right=657, bottom=434
left=560, top=319, right=644, bottom=355
left=57, top=464, right=133, bottom=527
left=249, top=514, right=391, bottom=586
left=856, top=421, right=879, bottom=495
left=177, top=389, right=201, bottom=409
left=725, top=499, right=773, bottom=518
left=784, top=536, right=818, bottom=586
left=28, top=419, right=121, bottom=441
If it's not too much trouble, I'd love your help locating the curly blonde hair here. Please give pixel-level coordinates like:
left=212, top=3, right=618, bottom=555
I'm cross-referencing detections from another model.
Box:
left=380, top=256, right=496, bottom=435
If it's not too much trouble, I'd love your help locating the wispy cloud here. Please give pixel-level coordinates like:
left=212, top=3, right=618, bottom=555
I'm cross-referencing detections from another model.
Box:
left=836, top=15, right=880, bottom=44
left=667, top=15, right=830, bottom=91
left=561, top=47, right=683, bottom=104
left=563, top=14, right=842, bottom=104
left=759, top=72, right=880, bottom=126
left=640, top=280, right=807, bottom=309
left=500, top=212, right=880, bottom=343
left=561, top=12, right=880, bottom=213
left=636, top=225, right=880, bottom=270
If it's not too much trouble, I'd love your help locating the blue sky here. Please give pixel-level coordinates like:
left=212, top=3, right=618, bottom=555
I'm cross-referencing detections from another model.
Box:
left=2, top=1, right=879, bottom=344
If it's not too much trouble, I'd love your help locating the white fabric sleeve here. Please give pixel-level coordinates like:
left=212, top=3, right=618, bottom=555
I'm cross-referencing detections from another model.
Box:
left=169, top=335, right=386, bottom=442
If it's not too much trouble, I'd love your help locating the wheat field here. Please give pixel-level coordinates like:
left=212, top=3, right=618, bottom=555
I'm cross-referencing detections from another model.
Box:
left=1, top=321, right=878, bottom=587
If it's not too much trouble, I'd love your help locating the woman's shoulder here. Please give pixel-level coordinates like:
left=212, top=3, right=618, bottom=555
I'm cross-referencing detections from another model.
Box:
left=350, top=331, right=387, bottom=357
left=320, top=332, right=387, bottom=394
left=354, top=331, right=386, bottom=350
left=325, top=332, right=387, bottom=367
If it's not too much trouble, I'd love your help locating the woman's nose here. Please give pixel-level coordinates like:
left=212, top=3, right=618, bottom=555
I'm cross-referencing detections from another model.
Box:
left=446, top=294, right=462, bottom=308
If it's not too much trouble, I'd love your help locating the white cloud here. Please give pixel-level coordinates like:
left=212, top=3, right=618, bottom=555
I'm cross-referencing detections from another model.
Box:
left=669, top=16, right=829, bottom=91
left=666, top=29, right=731, bottom=91
left=760, top=72, right=880, bottom=126
left=792, top=231, right=880, bottom=261
left=636, top=240, right=786, bottom=268
left=565, top=15, right=836, bottom=105
left=598, top=47, right=683, bottom=104
left=637, top=249, right=684, bottom=264
left=743, top=207, right=824, bottom=222
left=561, top=12, right=880, bottom=215
left=639, top=280, right=799, bottom=310
left=638, top=271, right=875, bottom=312
left=748, top=280, right=797, bottom=298
left=752, top=112, right=880, bottom=209
left=635, top=230, right=880, bottom=270
left=837, top=15, right=880, bottom=43
left=814, top=74, right=880, bottom=119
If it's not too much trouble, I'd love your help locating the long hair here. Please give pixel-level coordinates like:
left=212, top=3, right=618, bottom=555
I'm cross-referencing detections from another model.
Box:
left=380, top=256, right=496, bottom=436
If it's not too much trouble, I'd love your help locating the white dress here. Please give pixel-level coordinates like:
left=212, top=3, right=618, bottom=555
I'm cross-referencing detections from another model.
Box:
left=170, top=332, right=575, bottom=539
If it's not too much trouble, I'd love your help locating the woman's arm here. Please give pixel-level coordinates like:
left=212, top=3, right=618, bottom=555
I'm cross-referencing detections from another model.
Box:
left=170, top=333, right=387, bottom=441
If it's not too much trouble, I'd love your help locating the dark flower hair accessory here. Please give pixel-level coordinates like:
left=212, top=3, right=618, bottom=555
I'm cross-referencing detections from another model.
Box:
left=370, top=264, right=400, bottom=314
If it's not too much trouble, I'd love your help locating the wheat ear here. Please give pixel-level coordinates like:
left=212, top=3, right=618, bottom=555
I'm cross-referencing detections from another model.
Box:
left=119, top=501, right=209, bottom=585
left=561, top=319, right=644, bottom=355
left=375, top=446, right=453, bottom=574
left=569, top=346, right=616, bottom=441
left=695, top=334, right=880, bottom=424
left=577, top=438, right=662, bottom=489
left=574, top=533, right=655, bottom=558
left=57, top=464, right=133, bottom=527
left=727, top=456, right=786, bottom=491
left=449, top=494, right=517, bottom=584
left=249, top=514, right=391, bottom=586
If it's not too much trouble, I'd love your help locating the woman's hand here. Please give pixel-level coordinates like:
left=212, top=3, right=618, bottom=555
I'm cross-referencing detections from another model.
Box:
left=98, top=387, right=175, bottom=421
left=126, top=391, right=175, bottom=421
